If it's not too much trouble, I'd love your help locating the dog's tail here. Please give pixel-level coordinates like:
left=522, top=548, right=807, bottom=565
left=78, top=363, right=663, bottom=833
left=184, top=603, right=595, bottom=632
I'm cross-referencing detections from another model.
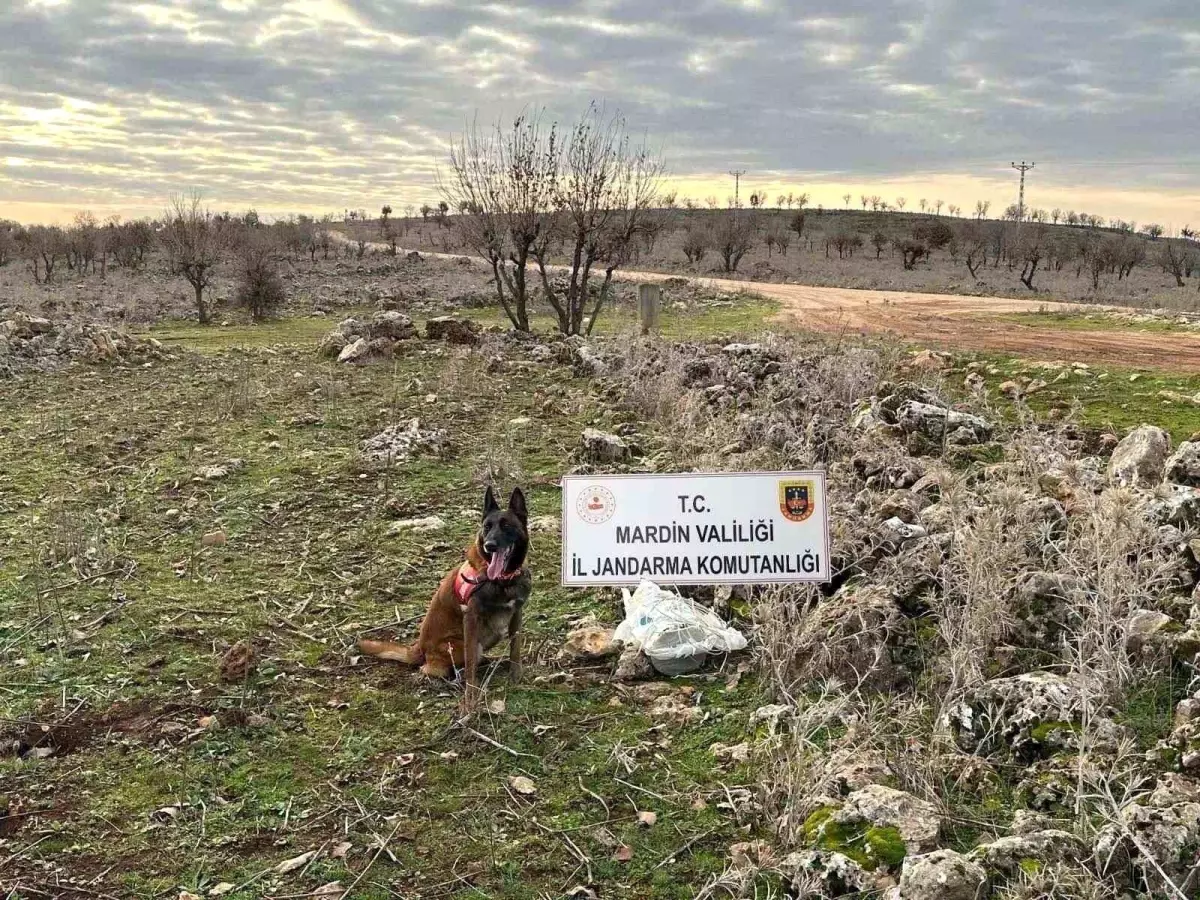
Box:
left=357, top=639, right=423, bottom=664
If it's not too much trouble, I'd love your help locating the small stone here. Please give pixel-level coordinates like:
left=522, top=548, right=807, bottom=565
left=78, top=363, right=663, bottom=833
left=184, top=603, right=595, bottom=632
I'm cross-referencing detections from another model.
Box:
left=897, top=849, right=987, bottom=900
left=562, top=625, right=618, bottom=660
left=507, top=775, right=537, bottom=796
left=337, top=337, right=370, bottom=363
left=219, top=640, right=256, bottom=683
left=201, top=530, right=226, bottom=547
left=637, top=810, right=657, bottom=827
left=1109, top=424, right=1171, bottom=487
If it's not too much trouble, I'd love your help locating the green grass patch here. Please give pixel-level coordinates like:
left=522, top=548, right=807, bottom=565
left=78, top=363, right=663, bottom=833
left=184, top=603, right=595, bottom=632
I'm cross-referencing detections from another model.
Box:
left=991, top=310, right=1198, bottom=335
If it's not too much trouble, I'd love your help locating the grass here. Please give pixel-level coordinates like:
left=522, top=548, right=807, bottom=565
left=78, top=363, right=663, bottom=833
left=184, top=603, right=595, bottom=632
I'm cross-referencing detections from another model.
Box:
left=3, top=292, right=1198, bottom=898
left=950, top=352, right=1200, bottom=442
left=991, top=310, right=1199, bottom=335
left=0, top=315, right=774, bottom=899
left=456, top=295, right=780, bottom=339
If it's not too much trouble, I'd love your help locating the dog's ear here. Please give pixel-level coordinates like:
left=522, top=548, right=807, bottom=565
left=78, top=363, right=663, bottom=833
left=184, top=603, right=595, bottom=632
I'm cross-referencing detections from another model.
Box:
left=507, top=487, right=528, bottom=523
left=483, top=486, right=500, bottom=517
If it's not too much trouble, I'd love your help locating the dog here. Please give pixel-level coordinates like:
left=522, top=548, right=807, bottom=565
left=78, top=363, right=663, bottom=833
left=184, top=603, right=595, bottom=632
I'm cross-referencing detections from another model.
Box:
left=358, top=486, right=531, bottom=709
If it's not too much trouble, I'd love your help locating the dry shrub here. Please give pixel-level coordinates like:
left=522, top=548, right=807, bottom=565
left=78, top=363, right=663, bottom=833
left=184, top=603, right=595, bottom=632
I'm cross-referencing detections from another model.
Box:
left=602, top=330, right=1193, bottom=898
left=234, top=232, right=286, bottom=321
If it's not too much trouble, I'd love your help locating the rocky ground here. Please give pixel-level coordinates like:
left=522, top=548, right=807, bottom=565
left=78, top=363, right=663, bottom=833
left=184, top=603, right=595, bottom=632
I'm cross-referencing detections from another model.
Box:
left=1, top=261, right=1200, bottom=898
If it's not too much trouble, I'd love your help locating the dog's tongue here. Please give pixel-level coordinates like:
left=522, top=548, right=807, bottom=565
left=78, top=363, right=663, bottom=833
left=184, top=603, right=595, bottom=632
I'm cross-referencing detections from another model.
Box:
left=487, top=549, right=509, bottom=580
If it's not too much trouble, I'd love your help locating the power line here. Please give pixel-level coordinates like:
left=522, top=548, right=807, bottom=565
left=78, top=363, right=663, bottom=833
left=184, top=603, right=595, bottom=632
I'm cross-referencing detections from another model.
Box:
left=1011, top=160, right=1035, bottom=222
left=728, top=169, right=746, bottom=206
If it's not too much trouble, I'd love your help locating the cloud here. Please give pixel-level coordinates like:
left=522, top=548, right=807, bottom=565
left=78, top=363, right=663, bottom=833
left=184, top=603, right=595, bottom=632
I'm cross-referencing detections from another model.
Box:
left=0, top=0, right=1196, bottom=224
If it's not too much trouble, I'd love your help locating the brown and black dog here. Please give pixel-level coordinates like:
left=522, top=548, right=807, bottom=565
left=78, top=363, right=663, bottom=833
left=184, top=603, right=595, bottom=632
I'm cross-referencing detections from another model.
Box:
left=359, top=486, right=531, bottom=708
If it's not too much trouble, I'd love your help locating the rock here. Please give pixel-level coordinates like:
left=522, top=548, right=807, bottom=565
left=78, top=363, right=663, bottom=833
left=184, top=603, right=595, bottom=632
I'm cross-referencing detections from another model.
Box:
left=359, top=419, right=446, bottom=469
left=573, top=344, right=611, bottom=377
left=370, top=311, right=415, bottom=340
left=710, top=741, right=751, bottom=765
left=201, top=530, right=227, bottom=547
left=1126, top=608, right=1176, bottom=657
left=425, top=316, right=480, bottom=345
left=507, top=775, right=537, bottom=795
left=882, top=517, right=927, bottom=543
left=945, top=670, right=1128, bottom=758
left=317, top=330, right=349, bottom=358
left=968, top=829, right=1084, bottom=875
left=1108, top=424, right=1171, bottom=487
left=1012, top=572, right=1086, bottom=649
left=580, top=428, right=629, bottom=463
left=780, top=850, right=873, bottom=894
left=906, top=349, right=949, bottom=372
left=562, top=625, right=618, bottom=660
left=613, top=646, right=655, bottom=682
left=388, top=516, right=445, bottom=534
left=335, top=317, right=368, bottom=338
left=337, top=337, right=370, bottom=363
left=897, top=849, right=988, bottom=900
left=895, top=400, right=992, bottom=449
left=1146, top=484, right=1200, bottom=530
left=879, top=491, right=920, bottom=524
left=835, top=785, right=941, bottom=853
left=1166, top=442, right=1200, bottom=486
left=788, top=585, right=910, bottom=690
left=998, top=380, right=1022, bottom=399
left=1094, top=779, right=1200, bottom=894
left=219, top=640, right=256, bottom=683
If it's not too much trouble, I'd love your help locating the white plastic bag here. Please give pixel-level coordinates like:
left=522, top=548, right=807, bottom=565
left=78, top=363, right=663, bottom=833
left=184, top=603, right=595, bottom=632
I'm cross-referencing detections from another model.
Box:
left=614, top=580, right=748, bottom=675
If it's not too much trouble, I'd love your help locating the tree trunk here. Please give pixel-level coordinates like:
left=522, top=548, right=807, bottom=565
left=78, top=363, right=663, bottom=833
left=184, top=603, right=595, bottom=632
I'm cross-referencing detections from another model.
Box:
left=194, top=282, right=209, bottom=324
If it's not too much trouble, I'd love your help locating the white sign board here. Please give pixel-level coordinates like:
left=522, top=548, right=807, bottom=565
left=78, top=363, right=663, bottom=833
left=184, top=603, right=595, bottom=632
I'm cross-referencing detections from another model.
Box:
left=561, top=472, right=830, bottom=586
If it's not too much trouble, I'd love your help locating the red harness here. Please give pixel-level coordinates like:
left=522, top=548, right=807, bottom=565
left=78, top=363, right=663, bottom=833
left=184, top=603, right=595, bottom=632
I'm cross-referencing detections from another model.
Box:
left=453, top=562, right=525, bottom=605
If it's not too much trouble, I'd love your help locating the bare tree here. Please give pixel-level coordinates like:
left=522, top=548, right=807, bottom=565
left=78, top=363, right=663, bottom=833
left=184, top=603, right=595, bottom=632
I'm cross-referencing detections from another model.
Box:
left=842, top=193, right=851, bottom=208
left=895, top=238, right=928, bottom=269
left=1017, top=228, right=1045, bottom=290
left=1158, top=240, right=1190, bottom=287
left=0, top=220, right=17, bottom=268
left=789, top=212, right=806, bottom=241
left=380, top=205, right=392, bottom=236
left=895, top=197, right=907, bottom=211
left=161, top=192, right=230, bottom=324
left=445, top=103, right=663, bottom=336
left=919, top=199, right=927, bottom=213
left=233, top=229, right=286, bottom=321
left=958, top=223, right=987, bottom=278
left=795, top=192, right=809, bottom=210
left=870, top=230, right=888, bottom=259
left=444, top=111, right=559, bottom=331
left=860, top=194, right=869, bottom=211
left=533, top=105, right=664, bottom=335
left=1141, top=223, right=1165, bottom=240
left=682, top=227, right=710, bottom=265
left=935, top=199, right=944, bottom=215
left=974, top=200, right=991, bottom=220
left=714, top=211, right=755, bottom=272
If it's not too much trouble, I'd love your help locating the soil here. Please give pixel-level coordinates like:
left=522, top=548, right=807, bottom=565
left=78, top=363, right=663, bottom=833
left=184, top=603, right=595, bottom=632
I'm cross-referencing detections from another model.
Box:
left=659, top=274, right=1200, bottom=373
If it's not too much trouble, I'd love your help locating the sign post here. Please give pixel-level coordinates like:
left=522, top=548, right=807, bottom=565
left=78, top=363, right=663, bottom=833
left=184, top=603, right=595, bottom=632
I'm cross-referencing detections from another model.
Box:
left=638, top=283, right=661, bottom=335
left=561, top=472, right=830, bottom=586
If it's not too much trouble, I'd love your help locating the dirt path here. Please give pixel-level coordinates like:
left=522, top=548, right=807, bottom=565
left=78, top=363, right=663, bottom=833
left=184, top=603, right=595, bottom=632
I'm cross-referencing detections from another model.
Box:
left=625, top=270, right=1200, bottom=372
left=338, top=234, right=1200, bottom=373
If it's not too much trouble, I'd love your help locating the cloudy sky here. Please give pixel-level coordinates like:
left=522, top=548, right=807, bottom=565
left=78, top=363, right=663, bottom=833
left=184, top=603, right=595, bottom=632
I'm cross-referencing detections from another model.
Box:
left=2, top=0, right=1198, bottom=228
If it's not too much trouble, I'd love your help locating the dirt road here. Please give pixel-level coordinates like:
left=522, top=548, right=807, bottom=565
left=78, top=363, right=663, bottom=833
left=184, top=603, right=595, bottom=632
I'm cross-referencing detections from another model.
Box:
left=339, top=233, right=1200, bottom=372
left=631, top=270, right=1200, bottom=373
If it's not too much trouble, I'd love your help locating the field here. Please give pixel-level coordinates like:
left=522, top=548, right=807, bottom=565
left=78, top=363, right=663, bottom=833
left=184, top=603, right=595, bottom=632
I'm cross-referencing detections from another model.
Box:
left=349, top=209, right=1200, bottom=313
left=4, top=251, right=1200, bottom=900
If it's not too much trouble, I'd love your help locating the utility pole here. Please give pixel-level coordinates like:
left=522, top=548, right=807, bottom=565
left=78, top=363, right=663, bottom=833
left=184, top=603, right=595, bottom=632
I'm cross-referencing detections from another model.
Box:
left=1011, top=161, right=1035, bottom=222
left=729, top=169, right=746, bottom=207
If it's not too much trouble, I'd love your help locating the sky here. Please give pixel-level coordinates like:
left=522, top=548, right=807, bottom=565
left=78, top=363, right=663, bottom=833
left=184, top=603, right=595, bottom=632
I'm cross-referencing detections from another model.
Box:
left=1, top=0, right=1198, bottom=229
